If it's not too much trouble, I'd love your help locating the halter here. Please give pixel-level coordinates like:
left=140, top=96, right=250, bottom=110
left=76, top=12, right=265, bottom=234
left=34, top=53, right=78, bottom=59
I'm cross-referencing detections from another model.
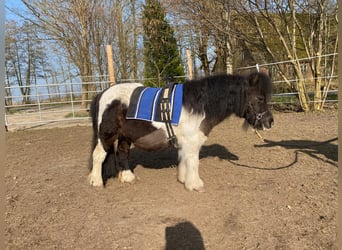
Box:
left=254, top=111, right=266, bottom=128
left=248, top=102, right=267, bottom=128
left=245, top=103, right=267, bottom=142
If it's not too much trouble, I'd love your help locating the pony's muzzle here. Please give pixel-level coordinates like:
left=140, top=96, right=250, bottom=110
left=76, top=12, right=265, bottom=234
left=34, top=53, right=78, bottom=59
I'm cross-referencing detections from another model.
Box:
left=262, top=113, right=274, bottom=130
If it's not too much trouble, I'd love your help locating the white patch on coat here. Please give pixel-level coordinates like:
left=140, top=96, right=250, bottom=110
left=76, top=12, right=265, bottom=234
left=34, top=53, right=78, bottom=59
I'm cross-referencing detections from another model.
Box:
left=123, top=106, right=206, bottom=190
left=173, top=108, right=207, bottom=191
left=118, top=170, right=136, bottom=183
left=88, top=140, right=107, bottom=187
left=97, top=83, right=142, bottom=130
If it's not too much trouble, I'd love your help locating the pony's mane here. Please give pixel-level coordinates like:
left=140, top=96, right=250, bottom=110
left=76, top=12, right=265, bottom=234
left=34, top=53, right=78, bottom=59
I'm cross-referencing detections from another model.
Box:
left=182, top=73, right=248, bottom=119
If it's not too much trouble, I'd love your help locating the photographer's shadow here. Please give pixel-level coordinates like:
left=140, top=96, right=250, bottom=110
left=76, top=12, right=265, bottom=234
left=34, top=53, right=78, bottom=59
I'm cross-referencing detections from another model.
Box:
left=165, top=221, right=205, bottom=250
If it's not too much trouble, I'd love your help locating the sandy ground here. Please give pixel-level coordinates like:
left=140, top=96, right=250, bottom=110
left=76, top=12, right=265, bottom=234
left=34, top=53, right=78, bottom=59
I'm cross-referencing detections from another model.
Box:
left=5, top=110, right=338, bottom=249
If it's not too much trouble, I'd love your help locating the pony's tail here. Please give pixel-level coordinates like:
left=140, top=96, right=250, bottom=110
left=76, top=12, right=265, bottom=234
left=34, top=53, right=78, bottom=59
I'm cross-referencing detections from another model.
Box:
left=88, top=93, right=101, bottom=171
left=88, top=92, right=117, bottom=183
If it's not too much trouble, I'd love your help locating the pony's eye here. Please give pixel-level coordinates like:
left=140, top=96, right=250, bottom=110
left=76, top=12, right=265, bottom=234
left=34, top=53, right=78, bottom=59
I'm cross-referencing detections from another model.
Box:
left=257, top=96, right=264, bottom=102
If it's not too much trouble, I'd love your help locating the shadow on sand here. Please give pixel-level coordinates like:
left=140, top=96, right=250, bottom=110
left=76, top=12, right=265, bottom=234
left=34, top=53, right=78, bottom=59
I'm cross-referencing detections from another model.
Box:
left=129, top=143, right=238, bottom=170
left=102, top=137, right=337, bottom=183
left=257, top=137, right=338, bottom=167
left=165, top=221, right=205, bottom=250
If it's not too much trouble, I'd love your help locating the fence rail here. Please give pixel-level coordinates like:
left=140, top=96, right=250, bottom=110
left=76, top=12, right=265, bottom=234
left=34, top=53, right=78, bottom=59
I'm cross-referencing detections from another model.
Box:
left=4, top=54, right=338, bottom=130
left=5, top=81, right=103, bottom=130
left=4, top=82, right=338, bottom=130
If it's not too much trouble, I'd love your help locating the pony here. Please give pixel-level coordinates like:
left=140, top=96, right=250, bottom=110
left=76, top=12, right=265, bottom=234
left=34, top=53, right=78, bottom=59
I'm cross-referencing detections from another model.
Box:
left=88, top=72, right=274, bottom=191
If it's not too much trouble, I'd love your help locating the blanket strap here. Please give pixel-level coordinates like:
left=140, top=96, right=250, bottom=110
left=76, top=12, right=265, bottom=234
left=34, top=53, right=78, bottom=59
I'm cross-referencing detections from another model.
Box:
left=160, top=84, right=179, bottom=148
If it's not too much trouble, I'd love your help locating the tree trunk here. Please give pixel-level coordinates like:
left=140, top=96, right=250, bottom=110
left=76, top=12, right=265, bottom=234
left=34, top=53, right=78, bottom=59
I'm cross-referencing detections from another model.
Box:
left=313, top=3, right=325, bottom=111
left=81, top=75, right=89, bottom=111
left=117, top=1, right=129, bottom=79
left=313, top=55, right=323, bottom=111
left=196, top=30, right=210, bottom=75
left=224, top=6, right=233, bottom=74
left=297, top=79, right=310, bottom=112
left=131, top=0, right=138, bottom=80
left=80, top=2, right=94, bottom=110
left=293, top=63, right=310, bottom=112
left=226, top=40, right=233, bottom=74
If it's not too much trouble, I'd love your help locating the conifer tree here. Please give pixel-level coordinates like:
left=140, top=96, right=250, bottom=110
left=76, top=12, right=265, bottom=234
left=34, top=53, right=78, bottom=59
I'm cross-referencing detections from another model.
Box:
left=142, top=0, right=184, bottom=86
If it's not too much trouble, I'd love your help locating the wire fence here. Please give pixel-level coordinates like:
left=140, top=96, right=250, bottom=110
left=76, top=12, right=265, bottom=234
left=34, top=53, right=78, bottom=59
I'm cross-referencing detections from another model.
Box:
left=4, top=55, right=338, bottom=130
left=5, top=81, right=109, bottom=130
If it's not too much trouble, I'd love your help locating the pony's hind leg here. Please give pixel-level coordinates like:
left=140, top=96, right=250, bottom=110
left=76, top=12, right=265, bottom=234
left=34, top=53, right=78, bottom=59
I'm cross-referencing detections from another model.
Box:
left=88, top=141, right=107, bottom=187
left=117, top=136, right=135, bottom=183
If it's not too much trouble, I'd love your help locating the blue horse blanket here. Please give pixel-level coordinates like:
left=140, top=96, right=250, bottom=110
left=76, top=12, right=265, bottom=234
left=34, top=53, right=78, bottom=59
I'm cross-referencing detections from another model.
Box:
left=126, top=84, right=183, bottom=125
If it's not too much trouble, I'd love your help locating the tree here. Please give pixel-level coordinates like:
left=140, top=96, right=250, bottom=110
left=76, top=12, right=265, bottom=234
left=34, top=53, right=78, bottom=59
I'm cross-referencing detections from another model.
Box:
left=166, top=0, right=238, bottom=75
left=20, top=0, right=142, bottom=109
left=142, top=0, right=184, bottom=86
left=167, top=0, right=337, bottom=111
left=21, top=0, right=99, bottom=109
left=114, top=0, right=139, bottom=80
left=5, top=20, right=47, bottom=104
left=234, top=0, right=338, bottom=112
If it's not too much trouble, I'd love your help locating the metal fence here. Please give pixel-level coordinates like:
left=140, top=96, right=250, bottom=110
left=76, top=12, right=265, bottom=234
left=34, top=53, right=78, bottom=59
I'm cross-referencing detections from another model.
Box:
left=5, top=80, right=109, bottom=130
left=4, top=56, right=338, bottom=130
left=4, top=81, right=338, bottom=131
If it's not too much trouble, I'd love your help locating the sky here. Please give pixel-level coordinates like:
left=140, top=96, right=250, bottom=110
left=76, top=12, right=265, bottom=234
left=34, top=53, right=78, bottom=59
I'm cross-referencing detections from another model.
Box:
left=5, top=0, right=25, bottom=21
left=4, top=0, right=81, bottom=103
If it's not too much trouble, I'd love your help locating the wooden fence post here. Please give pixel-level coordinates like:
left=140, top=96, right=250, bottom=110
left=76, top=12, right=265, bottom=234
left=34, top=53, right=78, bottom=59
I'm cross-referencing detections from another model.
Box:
left=186, top=48, right=193, bottom=80
left=106, top=45, right=116, bottom=86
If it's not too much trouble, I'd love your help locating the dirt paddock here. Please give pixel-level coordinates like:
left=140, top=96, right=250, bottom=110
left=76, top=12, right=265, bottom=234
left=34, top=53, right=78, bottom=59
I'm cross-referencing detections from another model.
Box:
left=5, top=111, right=338, bottom=249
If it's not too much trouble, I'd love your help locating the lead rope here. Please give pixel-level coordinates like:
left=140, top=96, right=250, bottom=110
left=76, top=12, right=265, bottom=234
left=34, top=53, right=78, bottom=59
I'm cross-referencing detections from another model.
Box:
left=253, top=112, right=266, bottom=142
left=254, top=129, right=265, bottom=142
left=253, top=64, right=264, bottom=141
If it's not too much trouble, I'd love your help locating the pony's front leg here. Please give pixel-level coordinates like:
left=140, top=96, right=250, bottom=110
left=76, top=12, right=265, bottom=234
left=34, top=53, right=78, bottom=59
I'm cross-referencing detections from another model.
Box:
left=178, top=140, right=205, bottom=192
left=184, top=153, right=204, bottom=192
left=177, top=156, right=186, bottom=184
left=176, top=128, right=207, bottom=191
left=88, top=142, right=107, bottom=187
left=117, top=137, right=135, bottom=183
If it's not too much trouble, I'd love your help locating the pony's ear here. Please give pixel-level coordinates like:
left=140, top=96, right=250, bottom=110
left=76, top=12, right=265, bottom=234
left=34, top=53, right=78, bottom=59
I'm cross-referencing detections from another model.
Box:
left=248, top=72, right=261, bottom=87
left=247, top=72, right=272, bottom=101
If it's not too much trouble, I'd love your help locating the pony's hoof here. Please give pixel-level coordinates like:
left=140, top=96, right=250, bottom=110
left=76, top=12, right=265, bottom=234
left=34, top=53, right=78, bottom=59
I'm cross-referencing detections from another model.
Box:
left=177, top=176, right=185, bottom=184
left=184, top=178, right=204, bottom=192
left=195, top=186, right=205, bottom=193
left=88, top=174, right=104, bottom=187
left=177, top=168, right=186, bottom=184
left=185, top=185, right=205, bottom=192
left=118, top=170, right=136, bottom=183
